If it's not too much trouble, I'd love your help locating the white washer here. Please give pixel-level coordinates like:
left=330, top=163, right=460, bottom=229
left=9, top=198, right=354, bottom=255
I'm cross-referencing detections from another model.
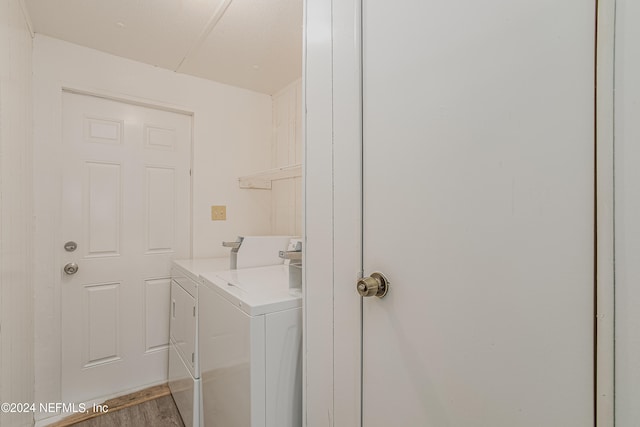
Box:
left=199, top=265, right=302, bottom=427
left=169, top=258, right=230, bottom=427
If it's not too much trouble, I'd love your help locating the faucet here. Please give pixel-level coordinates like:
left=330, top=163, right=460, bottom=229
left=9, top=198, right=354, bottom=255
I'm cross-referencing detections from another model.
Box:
left=222, top=237, right=243, bottom=269
left=278, top=250, right=302, bottom=262
left=279, top=239, right=302, bottom=263
left=279, top=240, right=302, bottom=289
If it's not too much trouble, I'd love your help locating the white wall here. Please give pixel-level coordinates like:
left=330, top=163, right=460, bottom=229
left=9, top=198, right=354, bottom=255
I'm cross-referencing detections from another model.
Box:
left=32, top=35, right=273, bottom=418
left=271, top=79, right=302, bottom=236
left=615, top=0, right=640, bottom=424
left=0, top=1, right=35, bottom=426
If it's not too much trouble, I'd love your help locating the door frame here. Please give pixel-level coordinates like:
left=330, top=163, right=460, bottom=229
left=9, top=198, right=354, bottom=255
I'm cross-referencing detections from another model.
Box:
left=302, top=0, right=615, bottom=426
left=303, top=0, right=363, bottom=425
left=595, top=0, right=616, bottom=424
left=33, top=82, right=194, bottom=425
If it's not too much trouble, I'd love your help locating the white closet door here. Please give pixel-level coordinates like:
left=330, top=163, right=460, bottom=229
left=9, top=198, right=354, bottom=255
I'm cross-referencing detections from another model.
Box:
left=360, top=1, right=595, bottom=425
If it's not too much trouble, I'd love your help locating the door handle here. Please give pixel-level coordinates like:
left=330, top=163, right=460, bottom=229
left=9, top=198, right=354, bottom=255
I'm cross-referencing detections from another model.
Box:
left=64, top=262, right=79, bottom=275
left=357, top=272, right=389, bottom=298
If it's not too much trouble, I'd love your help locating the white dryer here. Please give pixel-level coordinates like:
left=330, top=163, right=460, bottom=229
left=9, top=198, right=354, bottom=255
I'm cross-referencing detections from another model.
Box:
left=169, top=257, right=230, bottom=427
left=199, top=265, right=302, bottom=427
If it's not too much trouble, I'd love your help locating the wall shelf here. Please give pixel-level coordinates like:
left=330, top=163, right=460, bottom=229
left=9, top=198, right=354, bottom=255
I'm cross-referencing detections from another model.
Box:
left=238, top=163, right=302, bottom=189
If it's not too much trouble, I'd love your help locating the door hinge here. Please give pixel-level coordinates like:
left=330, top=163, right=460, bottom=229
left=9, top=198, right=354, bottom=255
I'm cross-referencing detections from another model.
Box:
left=191, top=353, right=195, bottom=364
left=193, top=306, right=196, bottom=316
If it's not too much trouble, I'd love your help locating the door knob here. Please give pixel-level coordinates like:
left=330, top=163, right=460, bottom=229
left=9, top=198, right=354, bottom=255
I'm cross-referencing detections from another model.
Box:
left=64, top=262, right=79, bottom=275
left=357, top=272, right=389, bottom=298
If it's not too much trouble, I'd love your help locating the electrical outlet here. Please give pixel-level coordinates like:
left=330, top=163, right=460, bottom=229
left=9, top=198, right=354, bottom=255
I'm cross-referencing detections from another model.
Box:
left=211, top=205, right=227, bottom=221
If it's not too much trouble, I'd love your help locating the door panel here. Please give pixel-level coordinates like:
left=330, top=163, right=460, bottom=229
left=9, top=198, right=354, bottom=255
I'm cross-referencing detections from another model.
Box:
left=85, top=162, right=121, bottom=256
left=361, top=1, right=594, bottom=426
left=61, top=92, right=191, bottom=403
left=84, top=282, right=120, bottom=366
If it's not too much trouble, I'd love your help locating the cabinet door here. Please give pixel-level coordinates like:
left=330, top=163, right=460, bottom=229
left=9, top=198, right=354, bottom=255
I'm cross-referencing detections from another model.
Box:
left=170, top=280, right=196, bottom=372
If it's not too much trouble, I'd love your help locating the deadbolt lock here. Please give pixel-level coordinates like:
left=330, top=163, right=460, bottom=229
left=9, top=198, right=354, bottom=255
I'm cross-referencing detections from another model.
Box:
left=357, top=272, right=389, bottom=298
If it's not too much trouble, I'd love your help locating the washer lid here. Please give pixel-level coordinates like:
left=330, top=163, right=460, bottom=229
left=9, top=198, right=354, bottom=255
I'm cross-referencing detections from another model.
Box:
left=200, top=265, right=302, bottom=316
left=173, top=257, right=230, bottom=283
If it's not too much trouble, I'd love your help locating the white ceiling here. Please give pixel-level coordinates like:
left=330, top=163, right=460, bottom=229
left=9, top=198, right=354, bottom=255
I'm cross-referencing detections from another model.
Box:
left=23, top=0, right=302, bottom=95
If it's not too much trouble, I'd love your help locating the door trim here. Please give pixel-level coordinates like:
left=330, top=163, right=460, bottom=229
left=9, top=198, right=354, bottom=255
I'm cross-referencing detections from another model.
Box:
left=303, top=0, right=363, bottom=425
left=595, top=0, right=616, bottom=425
left=62, top=86, right=195, bottom=117
left=304, top=0, right=615, bottom=426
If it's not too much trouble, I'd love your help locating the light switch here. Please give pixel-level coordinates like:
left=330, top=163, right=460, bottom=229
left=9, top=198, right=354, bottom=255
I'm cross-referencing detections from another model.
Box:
left=211, top=205, right=227, bottom=221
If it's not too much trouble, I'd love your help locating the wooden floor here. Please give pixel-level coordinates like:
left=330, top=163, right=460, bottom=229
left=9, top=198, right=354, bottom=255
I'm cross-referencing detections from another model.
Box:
left=51, top=384, right=184, bottom=427
left=72, top=395, right=184, bottom=427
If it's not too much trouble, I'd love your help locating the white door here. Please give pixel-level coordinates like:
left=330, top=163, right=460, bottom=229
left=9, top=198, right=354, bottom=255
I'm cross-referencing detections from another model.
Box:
left=60, top=92, right=191, bottom=403
left=361, top=1, right=595, bottom=426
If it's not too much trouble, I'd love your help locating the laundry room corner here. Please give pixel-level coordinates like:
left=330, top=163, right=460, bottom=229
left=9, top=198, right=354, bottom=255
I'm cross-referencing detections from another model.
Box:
left=31, top=34, right=275, bottom=424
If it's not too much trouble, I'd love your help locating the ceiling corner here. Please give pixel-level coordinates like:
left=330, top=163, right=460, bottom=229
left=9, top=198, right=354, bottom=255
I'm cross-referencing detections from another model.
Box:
left=175, top=0, right=234, bottom=72
left=19, top=0, right=35, bottom=37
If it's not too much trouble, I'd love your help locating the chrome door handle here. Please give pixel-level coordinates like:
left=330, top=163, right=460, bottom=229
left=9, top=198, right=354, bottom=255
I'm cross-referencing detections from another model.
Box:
left=64, top=262, right=79, bottom=275
left=357, top=272, right=389, bottom=298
